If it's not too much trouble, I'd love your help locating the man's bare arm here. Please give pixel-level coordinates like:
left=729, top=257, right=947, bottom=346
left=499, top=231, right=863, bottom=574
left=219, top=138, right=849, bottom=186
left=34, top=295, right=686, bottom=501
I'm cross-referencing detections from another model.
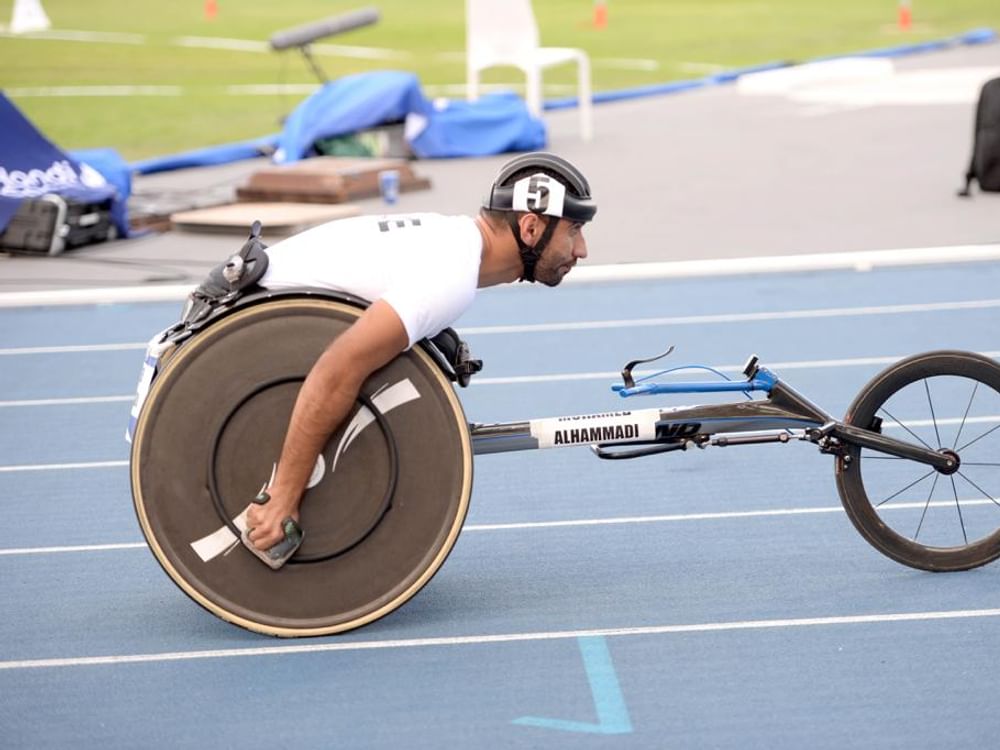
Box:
left=245, top=300, right=409, bottom=550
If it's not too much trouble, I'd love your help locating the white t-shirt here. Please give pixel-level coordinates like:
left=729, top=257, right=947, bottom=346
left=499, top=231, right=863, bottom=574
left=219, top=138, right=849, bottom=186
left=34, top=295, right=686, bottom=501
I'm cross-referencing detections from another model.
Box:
left=259, top=213, right=483, bottom=348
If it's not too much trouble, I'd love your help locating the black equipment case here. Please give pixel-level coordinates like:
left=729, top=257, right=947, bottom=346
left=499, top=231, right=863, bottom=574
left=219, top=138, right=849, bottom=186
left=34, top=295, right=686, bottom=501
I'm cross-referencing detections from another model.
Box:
left=0, top=193, right=117, bottom=255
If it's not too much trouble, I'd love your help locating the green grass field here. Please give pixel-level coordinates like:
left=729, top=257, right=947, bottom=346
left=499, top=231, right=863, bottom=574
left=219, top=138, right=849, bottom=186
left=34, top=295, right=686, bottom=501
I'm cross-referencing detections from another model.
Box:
left=2, top=0, right=998, bottom=159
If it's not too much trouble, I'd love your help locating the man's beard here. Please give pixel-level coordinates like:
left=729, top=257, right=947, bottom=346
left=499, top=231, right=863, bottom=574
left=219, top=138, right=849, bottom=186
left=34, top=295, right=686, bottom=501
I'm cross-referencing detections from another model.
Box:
left=532, top=253, right=566, bottom=287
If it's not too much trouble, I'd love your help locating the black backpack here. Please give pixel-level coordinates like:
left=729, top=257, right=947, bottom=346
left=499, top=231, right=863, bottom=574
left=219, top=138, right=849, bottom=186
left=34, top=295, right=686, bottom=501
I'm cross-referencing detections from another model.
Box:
left=958, top=76, right=1000, bottom=196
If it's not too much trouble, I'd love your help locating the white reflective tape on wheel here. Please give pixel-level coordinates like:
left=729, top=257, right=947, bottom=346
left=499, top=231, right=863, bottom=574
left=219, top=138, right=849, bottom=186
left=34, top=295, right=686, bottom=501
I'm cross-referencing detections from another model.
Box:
left=529, top=408, right=660, bottom=448
left=190, top=506, right=251, bottom=562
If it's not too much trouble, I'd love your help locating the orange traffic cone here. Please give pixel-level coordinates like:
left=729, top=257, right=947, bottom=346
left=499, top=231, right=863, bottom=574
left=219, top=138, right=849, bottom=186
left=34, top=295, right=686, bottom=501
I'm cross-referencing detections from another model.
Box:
left=593, top=1, right=607, bottom=29
left=898, top=1, right=912, bottom=31
left=205, top=0, right=217, bottom=21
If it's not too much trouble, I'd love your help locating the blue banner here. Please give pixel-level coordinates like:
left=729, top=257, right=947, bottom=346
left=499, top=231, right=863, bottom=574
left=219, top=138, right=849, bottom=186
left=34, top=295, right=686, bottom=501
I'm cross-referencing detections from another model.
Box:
left=0, top=92, right=128, bottom=235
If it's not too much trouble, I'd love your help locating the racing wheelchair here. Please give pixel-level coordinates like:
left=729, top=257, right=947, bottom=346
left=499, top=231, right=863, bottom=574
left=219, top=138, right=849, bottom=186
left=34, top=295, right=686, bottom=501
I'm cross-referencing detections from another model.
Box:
left=128, top=228, right=1000, bottom=637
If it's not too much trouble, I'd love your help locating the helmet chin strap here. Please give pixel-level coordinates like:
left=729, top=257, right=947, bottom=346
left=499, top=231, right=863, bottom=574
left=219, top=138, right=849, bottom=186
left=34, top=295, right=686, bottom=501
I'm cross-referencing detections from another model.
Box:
left=509, top=214, right=559, bottom=283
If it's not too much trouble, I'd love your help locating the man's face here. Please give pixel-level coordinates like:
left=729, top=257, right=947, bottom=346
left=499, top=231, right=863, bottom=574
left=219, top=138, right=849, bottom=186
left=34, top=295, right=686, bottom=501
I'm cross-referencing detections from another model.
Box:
left=532, top=218, right=588, bottom=287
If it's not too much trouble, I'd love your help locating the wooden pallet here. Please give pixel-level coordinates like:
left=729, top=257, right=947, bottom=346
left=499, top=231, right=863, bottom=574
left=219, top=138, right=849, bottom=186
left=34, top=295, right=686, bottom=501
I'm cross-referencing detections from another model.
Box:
left=170, top=202, right=361, bottom=235
left=236, top=157, right=431, bottom=204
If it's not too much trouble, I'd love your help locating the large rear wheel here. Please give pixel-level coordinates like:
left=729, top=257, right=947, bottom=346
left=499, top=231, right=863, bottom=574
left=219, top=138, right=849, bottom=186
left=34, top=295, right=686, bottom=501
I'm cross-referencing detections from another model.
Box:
left=130, top=298, right=473, bottom=636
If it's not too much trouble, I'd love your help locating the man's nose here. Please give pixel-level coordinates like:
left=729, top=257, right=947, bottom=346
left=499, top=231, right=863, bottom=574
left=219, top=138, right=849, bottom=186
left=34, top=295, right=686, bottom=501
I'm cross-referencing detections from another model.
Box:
left=574, top=233, right=588, bottom=259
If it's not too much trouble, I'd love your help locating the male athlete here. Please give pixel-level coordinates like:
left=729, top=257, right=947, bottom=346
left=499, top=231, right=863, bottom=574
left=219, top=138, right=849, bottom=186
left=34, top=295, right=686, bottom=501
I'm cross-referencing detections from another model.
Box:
left=243, top=152, right=597, bottom=565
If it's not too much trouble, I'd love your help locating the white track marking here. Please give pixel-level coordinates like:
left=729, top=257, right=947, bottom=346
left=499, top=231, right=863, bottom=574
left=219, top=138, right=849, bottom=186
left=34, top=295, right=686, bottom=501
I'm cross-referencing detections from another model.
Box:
left=4, top=608, right=1000, bottom=670
left=3, top=244, right=1000, bottom=308
left=0, top=460, right=127, bottom=473
left=471, top=351, right=1000, bottom=385
left=0, top=29, right=145, bottom=44
left=2, top=300, right=999, bottom=355
left=310, top=42, right=410, bottom=61
left=0, top=343, right=146, bottom=355
left=0, top=395, right=133, bottom=408
left=2, top=353, right=1000, bottom=403
left=3, top=497, right=995, bottom=557
left=593, top=57, right=660, bottom=71
left=7, top=85, right=183, bottom=97
left=172, top=36, right=270, bottom=52
left=3, top=28, right=406, bottom=59
left=422, top=82, right=577, bottom=96
left=679, top=61, right=727, bottom=74
left=460, top=299, right=1000, bottom=336
left=0, top=543, right=145, bottom=556
left=226, top=84, right=320, bottom=96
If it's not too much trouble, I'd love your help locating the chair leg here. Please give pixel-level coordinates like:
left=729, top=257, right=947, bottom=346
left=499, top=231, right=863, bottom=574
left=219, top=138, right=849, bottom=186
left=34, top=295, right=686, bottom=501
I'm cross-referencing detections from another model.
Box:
left=467, top=65, right=480, bottom=102
left=577, top=53, right=593, bottom=141
left=525, top=67, right=543, bottom=118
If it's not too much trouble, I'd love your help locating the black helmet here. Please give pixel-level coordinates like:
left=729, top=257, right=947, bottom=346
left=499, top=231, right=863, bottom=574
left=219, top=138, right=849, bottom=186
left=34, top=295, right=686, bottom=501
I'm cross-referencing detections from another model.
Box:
left=483, top=152, right=597, bottom=223
left=482, top=152, right=597, bottom=282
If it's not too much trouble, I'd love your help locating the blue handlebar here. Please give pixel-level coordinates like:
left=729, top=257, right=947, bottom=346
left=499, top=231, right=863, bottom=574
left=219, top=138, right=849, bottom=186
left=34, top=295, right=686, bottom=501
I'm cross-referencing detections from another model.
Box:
left=613, top=367, right=778, bottom=398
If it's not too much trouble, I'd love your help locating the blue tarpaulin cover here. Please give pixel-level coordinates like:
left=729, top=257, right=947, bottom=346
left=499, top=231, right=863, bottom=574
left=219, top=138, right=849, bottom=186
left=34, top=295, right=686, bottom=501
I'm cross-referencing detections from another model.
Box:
left=131, top=72, right=544, bottom=174
left=274, top=70, right=546, bottom=162
left=0, top=92, right=129, bottom=235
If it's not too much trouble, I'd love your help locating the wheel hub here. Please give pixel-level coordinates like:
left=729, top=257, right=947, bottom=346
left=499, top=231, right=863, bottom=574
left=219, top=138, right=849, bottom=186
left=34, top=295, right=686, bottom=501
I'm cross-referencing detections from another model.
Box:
left=937, top=448, right=961, bottom=476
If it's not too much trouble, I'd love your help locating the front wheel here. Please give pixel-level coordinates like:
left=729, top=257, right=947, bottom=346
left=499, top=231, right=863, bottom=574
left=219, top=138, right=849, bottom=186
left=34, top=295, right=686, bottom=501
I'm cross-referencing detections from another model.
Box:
left=836, top=350, right=1000, bottom=571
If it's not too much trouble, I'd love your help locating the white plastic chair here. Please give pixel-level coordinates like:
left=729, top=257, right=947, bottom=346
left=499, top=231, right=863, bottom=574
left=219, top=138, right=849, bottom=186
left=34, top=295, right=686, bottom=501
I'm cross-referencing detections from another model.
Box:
left=465, top=0, right=593, bottom=141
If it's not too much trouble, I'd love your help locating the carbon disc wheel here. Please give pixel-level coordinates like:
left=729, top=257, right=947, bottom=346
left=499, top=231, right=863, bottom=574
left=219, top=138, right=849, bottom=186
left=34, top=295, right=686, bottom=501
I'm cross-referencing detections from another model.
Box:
left=836, top=350, right=1000, bottom=571
left=130, top=298, right=473, bottom=636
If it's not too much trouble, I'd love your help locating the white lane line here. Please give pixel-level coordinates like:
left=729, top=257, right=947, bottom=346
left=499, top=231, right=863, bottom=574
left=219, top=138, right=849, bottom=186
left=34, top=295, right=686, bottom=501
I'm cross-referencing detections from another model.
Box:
left=2, top=299, right=998, bottom=356
left=565, top=244, right=1000, bottom=284
left=172, top=36, right=270, bottom=52
left=0, top=29, right=146, bottom=44
left=2, top=29, right=406, bottom=59
left=0, top=343, right=145, bottom=356
left=0, top=543, right=146, bottom=556
left=679, top=61, right=728, bottom=74
left=3, top=353, right=1000, bottom=405
left=0, top=460, right=127, bottom=474
left=422, top=82, right=577, bottom=96
left=2, top=497, right=992, bottom=557
left=173, top=37, right=411, bottom=61
left=0, top=284, right=193, bottom=307
left=0, top=396, right=132, bottom=408
left=4, top=608, right=1000, bottom=670
left=310, top=42, right=411, bottom=61
left=594, top=57, right=660, bottom=71
left=6, top=85, right=184, bottom=97
left=3, top=244, right=1000, bottom=308
left=461, top=299, right=1000, bottom=336
left=226, top=84, right=320, bottom=96
left=472, top=351, right=1000, bottom=386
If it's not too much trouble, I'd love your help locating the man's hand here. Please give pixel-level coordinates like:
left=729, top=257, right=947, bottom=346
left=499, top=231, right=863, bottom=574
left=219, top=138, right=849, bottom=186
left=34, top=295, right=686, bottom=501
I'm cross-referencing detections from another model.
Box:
left=245, top=488, right=300, bottom=551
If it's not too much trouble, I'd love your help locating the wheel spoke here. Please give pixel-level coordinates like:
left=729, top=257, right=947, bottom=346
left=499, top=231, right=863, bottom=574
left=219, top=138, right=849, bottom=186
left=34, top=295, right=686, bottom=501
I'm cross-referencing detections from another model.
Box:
left=956, top=471, right=1000, bottom=510
left=961, top=462, right=1000, bottom=467
left=951, top=476, right=969, bottom=545
left=952, top=381, right=980, bottom=450
left=874, top=468, right=936, bottom=508
left=914, top=473, right=939, bottom=540
left=956, top=422, right=1000, bottom=453
left=879, top=406, right=934, bottom=451
left=924, top=380, right=942, bottom=448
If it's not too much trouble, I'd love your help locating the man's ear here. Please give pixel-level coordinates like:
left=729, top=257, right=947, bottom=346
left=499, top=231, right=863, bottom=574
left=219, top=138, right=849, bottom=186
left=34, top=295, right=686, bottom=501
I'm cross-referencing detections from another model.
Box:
left=517, top=213, right=543, bottom=245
